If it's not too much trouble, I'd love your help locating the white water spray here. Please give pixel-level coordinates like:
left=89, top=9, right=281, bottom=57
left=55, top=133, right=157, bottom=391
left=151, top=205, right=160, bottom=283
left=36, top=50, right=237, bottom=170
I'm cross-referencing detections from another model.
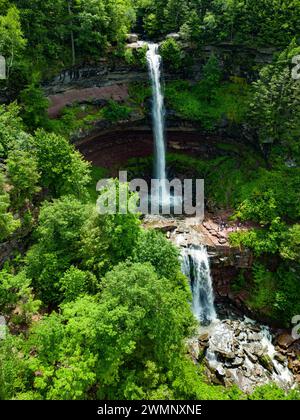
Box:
left=181, top=246, right=217, bottom=325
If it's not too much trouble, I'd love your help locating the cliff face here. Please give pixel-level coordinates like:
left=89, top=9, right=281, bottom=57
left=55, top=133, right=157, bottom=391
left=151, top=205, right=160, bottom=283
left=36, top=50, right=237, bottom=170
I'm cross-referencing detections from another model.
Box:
left=44, top=39, right=276, bottom=118
left=44, top=41, right=276, bottom=90
left=143, top=215, right=255, bottom=316
left=40, top=40, right=277, bottom=325
left=76, top=129, right=249, bottom=172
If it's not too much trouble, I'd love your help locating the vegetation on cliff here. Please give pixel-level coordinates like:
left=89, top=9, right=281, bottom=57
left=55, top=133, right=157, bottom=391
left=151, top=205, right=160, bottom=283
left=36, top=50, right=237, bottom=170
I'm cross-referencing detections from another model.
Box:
left=0, top=0, right=299, bottom=402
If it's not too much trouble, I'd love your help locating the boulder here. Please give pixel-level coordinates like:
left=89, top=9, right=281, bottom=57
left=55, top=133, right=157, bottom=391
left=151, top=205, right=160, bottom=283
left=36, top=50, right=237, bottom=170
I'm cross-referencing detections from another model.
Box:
left=277, top=333, right=297, bottom=349
left=258, top=354, right=274, bottom=373
left=176, top=227, right=185, bottom=234
left=244, top=348, right=258, bottom=364
left=237, top=332, right=248, bottom=341
left=203, top=222, right=213, bottom=230
left=254, top=365, right=264, bottom=377
left=127, top=41, right=147, bottom=50
left=155, top=224, right=177, bottom=233
left=218, top=349, right=235, bottom=360
left=223, top=378, right=233, bottom=387
left=274, top=352, right=286, bottom=364
left=166, top=33, right=181, bottom=41
left=275, top=345, right=287, bottom=354
left=189, top=340, right=200, bottom=361
left=215, top=366, right=226, bottom=378
left=230, top=357, right=244, bottom=367
left=199, top=332, right=210, bottom=343
left=289, top=359, right=300, bottom=374
left=248, top=332, right=261, bottom=342
left=126, top=33, right=139, bottom=43
left=295, top=374, right=300, bottom=383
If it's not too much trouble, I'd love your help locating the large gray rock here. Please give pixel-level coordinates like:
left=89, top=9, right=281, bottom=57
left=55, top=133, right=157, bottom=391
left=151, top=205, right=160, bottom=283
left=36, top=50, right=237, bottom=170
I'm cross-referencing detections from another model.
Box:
left=166, top=33, right=181, bottom=41
left=199, top=332, right=210, bottom=343
left=274, top=353, right=286, bottom=364
left=244, top=349, right=258, bottom=364
left=126, top=33, right=139, bottom=43
left=230, top=357, right=245, bottom=367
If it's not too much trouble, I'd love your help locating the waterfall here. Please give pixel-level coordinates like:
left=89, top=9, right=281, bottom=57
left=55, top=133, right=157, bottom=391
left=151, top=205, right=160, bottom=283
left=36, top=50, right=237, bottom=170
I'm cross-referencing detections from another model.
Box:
left=181, top=246, right=217, bottom=325
left=146, top=43, right=168, bottom=204
left=260, top=325, right=295, bottom=386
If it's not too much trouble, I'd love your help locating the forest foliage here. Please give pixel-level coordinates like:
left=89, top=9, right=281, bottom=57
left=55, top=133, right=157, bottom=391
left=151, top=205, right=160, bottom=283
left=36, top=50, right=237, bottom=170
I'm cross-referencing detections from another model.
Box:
left=0, top=0, right=299, bottom=402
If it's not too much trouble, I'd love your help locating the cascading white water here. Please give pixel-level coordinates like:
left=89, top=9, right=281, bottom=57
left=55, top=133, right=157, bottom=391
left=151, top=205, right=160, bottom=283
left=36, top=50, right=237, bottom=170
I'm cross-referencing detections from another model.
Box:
left=146, top=43, right=168, bottom=204
left=179, top=242, right=294, bottom=391
left=181, top=246, right=217, bottom=325
left=260, top=325, right=295, bottom=386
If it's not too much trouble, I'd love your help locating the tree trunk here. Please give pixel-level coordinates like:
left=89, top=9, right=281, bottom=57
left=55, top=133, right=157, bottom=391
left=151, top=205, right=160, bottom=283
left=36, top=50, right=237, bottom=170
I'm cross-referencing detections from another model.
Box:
left=68, top=1, right=76, bottom=66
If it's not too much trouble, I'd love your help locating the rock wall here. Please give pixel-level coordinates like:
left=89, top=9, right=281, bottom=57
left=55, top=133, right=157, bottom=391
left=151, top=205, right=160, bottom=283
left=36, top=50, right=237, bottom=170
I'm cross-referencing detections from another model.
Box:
left=43, top=39, right=277, bottom=117
left=76, top=129, right=247, bottom=171
left=44, top=41, right=276, bottom=92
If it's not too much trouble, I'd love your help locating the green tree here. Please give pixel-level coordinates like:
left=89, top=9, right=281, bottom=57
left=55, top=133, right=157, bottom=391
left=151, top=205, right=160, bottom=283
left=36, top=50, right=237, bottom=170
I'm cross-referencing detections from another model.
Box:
left=81, top=179, right=141, bottom=275
left=0, top=334, right=29, bottom=400
left=198, top=53, right=222, bottom=102
left=248, top=41, right=300, bottom=162
left=29, top=130, right=91, bottom=199
left=25, top=196, right=89, bottom=304
left=0, top=269, right=41, bottom=324
left=0, top=103, right=28, bottom=158
left=280, top=224, right=300, bottom=262
left=160, top=38, right=183, bottom=72
left=0, top=6, right=26, bottom=77
left=20, top=261, right=195, bottom=400
left=0, top=172, right=20, bottom=242
left=132, top=229, right=180, bottom=280
left=6, top=149, right=41, bottom=210
left=249, top=383, right=300, bottom=400
left=14, top=0, right=69, bottom=64
left=59, top=266, right=97, bottom=302
left=20, top=76, right=49, bottom=132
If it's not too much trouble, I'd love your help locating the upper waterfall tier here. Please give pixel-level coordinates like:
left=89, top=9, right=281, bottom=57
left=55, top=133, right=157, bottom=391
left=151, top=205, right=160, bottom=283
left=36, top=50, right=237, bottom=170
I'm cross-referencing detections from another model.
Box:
left=146, top=43, right=169, bottom=204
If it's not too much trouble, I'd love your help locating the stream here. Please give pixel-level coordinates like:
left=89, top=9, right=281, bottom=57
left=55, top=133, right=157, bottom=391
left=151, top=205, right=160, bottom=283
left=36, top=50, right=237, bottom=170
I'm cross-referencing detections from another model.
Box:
left=182, top=245, right=295, bottom=393
left=144, top=43, right=296, bottom=393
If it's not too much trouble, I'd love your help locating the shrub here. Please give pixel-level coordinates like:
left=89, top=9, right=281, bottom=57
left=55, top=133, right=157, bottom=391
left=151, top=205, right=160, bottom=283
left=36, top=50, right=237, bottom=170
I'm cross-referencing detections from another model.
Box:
left=160, top=38, right=183, bottom=72
left=102, top=100, right=132, bottom=122
left=59, top=267, right=97, bottom=302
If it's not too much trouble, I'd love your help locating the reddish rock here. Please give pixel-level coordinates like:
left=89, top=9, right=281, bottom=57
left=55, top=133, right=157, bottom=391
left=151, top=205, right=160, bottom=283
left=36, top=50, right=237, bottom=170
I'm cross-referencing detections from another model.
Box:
left=48, top=84, right=129, bottom=118
left=277, top=333, right=297, bottom=349
left=290, top=359, right=300, bottom=374
left=289, top=341, right=300, bottom=357
left=218, top=285, right=230, bottom=298
left=235, top=291, right=249, bottom=304
left=295, top=374, right=300, bottom=383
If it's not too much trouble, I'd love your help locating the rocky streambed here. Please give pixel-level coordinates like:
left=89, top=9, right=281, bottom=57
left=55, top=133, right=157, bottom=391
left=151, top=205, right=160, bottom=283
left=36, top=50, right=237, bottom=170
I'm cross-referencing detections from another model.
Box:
left=143, top=215, right=300, bottom=392
left=189, top=317, right=297, bottom=393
